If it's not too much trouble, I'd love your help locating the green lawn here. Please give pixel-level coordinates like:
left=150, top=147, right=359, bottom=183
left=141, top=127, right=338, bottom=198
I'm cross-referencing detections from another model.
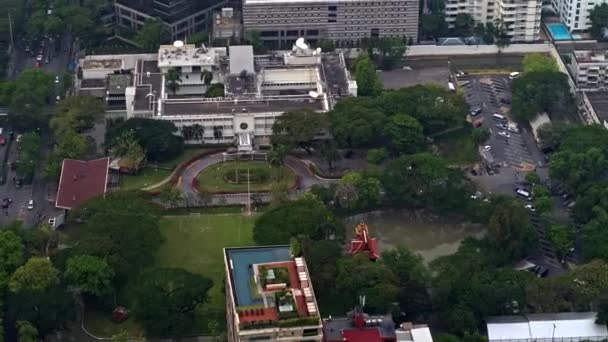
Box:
left=434, top=127, right=478, bottom=165
left=196, top=160, right=296, bottom=193
left=154, top=213, right=257, bottom=332
left=119, top=167, right=172, bottom=190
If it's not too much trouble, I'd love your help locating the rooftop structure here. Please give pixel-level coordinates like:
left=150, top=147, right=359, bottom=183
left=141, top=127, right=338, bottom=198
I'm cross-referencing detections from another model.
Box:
left=224, top=246, right=322, bottom=341
left=213, top=8, right=242, bottom=41
left=486, top=312, right=608, bottom=342
left=55, top=158, right=110, bottom=210
left=395, top=322, right=433, bottom=342
left=323, top=307, right=396, bottom=342
left=158, top=42, right=221, bottom=69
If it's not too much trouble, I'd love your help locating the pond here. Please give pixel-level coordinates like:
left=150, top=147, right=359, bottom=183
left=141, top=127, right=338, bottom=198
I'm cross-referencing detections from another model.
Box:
left=344, top=209, right=486, bottom=263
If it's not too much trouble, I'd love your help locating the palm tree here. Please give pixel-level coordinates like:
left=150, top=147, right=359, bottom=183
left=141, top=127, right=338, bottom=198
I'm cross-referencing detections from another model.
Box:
left=192, top=124, right=204, bottom=141
left=201, top=70, right=213, bottom=85
left=166, top=67, right=182, bottom=95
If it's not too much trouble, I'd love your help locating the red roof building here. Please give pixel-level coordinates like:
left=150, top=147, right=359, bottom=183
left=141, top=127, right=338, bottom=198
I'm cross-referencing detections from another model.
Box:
left=323, top=307, right=396, bottom=342
left=55, top=157, right=110, bottom=210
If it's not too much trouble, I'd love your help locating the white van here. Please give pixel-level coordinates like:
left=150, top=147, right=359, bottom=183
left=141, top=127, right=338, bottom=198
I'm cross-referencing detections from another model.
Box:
left=515, top=189, right=532, bottom=200
left=509, top=72, right=520, bottom=80
left=492, top=113, right=507, bottom=122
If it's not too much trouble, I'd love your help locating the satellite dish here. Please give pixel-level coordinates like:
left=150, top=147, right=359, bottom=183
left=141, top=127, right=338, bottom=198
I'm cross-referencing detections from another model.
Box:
left=316, top=47, right=322, bottom=54
left=173, top=40, right=184, bottom=48
left=295, top=38, right=308, bottom=50
left=309, top=91, right=319, bottom=99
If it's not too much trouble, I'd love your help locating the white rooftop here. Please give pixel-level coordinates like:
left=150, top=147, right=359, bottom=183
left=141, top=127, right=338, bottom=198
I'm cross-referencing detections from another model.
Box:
left=158, top=42, right=219, bottom=68
left=260, top=68, right=320, bottom=85
left=229, top=45, right=255, bottom=75
left=487, top=312, right=608, bottom=342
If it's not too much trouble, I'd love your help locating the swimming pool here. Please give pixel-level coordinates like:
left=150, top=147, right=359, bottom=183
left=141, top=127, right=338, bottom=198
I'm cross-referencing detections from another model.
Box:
left=547, top=23, right=577, bottom=41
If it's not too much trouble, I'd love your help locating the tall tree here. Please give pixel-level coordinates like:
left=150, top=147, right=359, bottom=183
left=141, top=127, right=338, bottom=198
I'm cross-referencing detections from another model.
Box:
left=319, top=141, right=341, bottom=171
left=354, top=54, right=383, bottom=97
left=166, top=67, right=182, bottom=95
left=522, top=53, right=558, bottom=74
left=328, top=98, right=387, bottom=147
left=136, top=19, right=170, bottom=51
left=589, top=3, right=608, bottom=39
left=253, top=197, right=344, bottom=244
left=9, top=257, right=60, bottom=293
left=271, top=109, right=326, bottom=153
left=16, top=320, right=38, bottom=342
left=384, top=114, right=424, bottom=155
left=487, top=199, right=536, bottom=262
left=51, top=95, right=105, bottom=133
left=133, top=268, right=213, bottom=336
left=65, top=255, right=115, bottom=297
left=512, top=71, right=575, bottom=121
left=453, top=13, right=474, bottom=37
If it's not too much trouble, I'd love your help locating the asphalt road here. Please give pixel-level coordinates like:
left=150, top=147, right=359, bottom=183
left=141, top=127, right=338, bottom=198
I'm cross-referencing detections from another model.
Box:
left=457, top=74, right=565, bottom=276
left=0, top=35, right=76, bottom=228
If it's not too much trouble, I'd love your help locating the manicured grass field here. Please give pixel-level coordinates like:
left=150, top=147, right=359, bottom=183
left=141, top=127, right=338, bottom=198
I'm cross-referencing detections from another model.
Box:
left=196, top=160, right=296, bottom=193
left=119, top=167, right=172, bottom=190
left=434, top=127, right=478, bottom=165
left=154, top=213, right=257, bottom=331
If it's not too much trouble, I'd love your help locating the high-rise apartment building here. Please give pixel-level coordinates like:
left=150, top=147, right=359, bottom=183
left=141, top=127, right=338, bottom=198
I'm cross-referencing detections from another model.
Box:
left=242, top=0, right=419, bottom=48
left=550, top=0, right=603, bottom=32
left=223, top=246, right=323, bottom=342
left=445, top=0, right=541, bottom=42
left=114, top=0, right=227, bottom=40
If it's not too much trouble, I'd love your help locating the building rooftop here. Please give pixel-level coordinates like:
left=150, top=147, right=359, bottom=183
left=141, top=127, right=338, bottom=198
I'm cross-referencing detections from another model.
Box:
left=55, top=157, right=110, bottom=210
left=574, top=50, right=608, bottom=63
left=83, top=58, right=123, bottom=70
left=107, top=74, right=132, bottom=95
left=224, top=246, right=320, bottom=329
left=584, top=91, right=608, bottom=122
left=323, top=311, right=396, bottom=342
left=486, top=312, right=608, bottom=341
left=158, top=43, right=220, bottom=68
left=229, top=45, right=255, bottom=75
left=161, top=96, right=325, bottom=116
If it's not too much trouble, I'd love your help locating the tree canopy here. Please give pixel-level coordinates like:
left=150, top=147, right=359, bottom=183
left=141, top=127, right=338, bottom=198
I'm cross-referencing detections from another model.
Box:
left=135, top=20, right=170, bottom=51
left=589, top=3, right=608, bottom=39
left=354, top=54, right=383, bottom=97
left=65, top=255, right=115, bottom=297
left=253, top=196, right=344, bottom=245
left=1, top=69, right=54, bottom=130
left=271, top=109, right=326, bottom=152
left=511, top=71, right=574, bottom=121
left=106, top=118, right=184, bottom=162
left=70, top=192, right=163, bottom=281
left=522, top=53, right=558, bottom=74
left=487, top=198, right=537, bottom=262
left=9, top=257, right=60, bottom=293
left=133, top=268, right=213, bottom=336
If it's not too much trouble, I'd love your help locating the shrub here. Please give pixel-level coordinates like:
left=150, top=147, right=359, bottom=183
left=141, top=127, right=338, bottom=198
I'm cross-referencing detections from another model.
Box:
left=367, top=148, right=388, bottom=165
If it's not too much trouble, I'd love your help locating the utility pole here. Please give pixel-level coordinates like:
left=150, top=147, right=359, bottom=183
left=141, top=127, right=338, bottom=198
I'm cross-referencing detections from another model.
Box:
left=7, top=10, right=14, bottom=50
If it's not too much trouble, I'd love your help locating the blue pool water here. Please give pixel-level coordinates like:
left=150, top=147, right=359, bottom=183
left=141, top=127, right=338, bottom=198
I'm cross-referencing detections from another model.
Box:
left=227, top=246, right=291, bottom=306
left=547, top=23, right=576, bottom=41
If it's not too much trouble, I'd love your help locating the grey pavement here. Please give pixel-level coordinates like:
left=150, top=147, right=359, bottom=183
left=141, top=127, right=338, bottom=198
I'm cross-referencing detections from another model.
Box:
left=458, top=73, right=565, bottom=275
left=171, top=152, right=333, bottom=208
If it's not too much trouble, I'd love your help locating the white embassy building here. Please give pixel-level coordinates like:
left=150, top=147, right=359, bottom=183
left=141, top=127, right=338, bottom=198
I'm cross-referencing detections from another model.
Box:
left=77, top=39, right=356, bottom=150
left=445, top=0, right=542, bottom=42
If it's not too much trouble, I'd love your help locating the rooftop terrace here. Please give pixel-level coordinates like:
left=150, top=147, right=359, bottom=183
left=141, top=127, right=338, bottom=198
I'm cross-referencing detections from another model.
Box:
left=158, top=43, right=221, bottom=68
left=574, top=50, right=608, bottom=63
left=225, top=246, right=320, bottom=329
left=161, top=96, right=326, bottom=116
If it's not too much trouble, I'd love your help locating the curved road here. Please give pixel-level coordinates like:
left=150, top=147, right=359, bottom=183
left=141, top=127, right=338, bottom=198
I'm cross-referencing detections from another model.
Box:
left=176, top=153, right=333, bottom=205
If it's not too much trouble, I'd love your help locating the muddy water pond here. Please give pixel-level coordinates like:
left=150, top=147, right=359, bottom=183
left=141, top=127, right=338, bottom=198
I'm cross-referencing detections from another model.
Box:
left=344, top=209, right=486, bottom=263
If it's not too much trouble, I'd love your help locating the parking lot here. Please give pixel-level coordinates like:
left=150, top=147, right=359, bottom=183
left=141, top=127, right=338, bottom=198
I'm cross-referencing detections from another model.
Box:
left=457, top=73, right=566, bottom=275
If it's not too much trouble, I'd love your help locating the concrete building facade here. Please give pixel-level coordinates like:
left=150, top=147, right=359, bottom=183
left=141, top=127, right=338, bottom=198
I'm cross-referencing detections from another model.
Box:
left=445, top=0, right=542, bottom=42
left=570, top=50, right=608, bottom=90
left=550, top=0, right=604, bottom=32
left=114, top=0, right=228, bottom=40
left=242, top=0, right=419, bottom=48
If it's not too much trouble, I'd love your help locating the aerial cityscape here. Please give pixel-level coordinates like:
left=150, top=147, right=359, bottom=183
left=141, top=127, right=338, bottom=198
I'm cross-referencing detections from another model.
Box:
left=2, top=0, right=608, bottom=341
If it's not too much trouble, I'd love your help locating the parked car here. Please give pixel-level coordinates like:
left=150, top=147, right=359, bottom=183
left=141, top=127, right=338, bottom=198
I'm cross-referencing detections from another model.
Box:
left=0, top=136, right=5, bottom=145
left=27, top=199, right=34, bottom=210
left=496, top=123, right=509, bottom=130
left=482, top=145, right=492, bottom=151
left=524, top=204, right=536, bottom=212
left=470, top=107, right=482, bottom=116
left=498, top=131, right=511, bottom=138
left=507, top=125, right=520, bottom=134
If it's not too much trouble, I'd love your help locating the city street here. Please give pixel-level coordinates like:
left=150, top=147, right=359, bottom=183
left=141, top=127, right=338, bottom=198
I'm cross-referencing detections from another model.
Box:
left=457, top=73, right=565, bottom=276
left=0, top=35, right=76, bottom=228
